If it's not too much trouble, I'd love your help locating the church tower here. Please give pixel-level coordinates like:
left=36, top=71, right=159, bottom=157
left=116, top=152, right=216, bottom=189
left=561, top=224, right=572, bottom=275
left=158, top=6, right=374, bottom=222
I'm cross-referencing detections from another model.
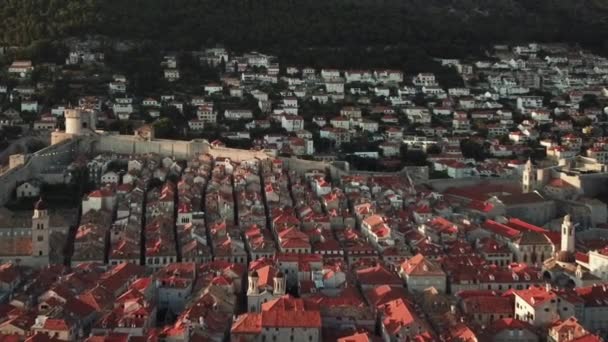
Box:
left=522, top=158, right=537, bottom=193
left=273, top=270, right=286, bottom=295
left=31, top=198, right=50, bottom=258
left=555, top=214, right=576, bottom=264
left=247, top=270, right=259, bottom=295
left=561, top=214, right=575, bottom=254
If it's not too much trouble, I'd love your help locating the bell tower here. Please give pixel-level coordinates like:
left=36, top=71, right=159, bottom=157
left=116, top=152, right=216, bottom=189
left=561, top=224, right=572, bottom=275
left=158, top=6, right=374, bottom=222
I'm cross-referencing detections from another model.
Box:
left=561, top=214, right=575, bottom=253
left=32, top=198, right=50, bottom=258
left=522, top=158, right=537, bottom=193
left=247, top=270, right=259, bottom=295
left=273, top=270, right=286, bottom=295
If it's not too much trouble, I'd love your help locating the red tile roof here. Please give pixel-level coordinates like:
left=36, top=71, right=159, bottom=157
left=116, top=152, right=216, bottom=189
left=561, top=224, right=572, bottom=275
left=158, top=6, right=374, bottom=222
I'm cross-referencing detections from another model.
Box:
left=401, top=254, right=445, bottom=277
left=462, top=295, right=513, bottom=314
left=42, top=318, right=70, bottom=331
left=575, top=284, right=608, bottom=307
left=514, top=285, right=556, bottom=307
left=356, top=264, right=402, bottom=286
left=486, top=318, right=533, bottom=333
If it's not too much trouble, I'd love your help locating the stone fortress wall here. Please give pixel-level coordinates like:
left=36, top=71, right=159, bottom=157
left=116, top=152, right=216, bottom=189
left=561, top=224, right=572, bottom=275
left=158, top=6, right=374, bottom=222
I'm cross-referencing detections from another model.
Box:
left=92, top=134, right=270, bottom=162
left=0, top=139, right=77, bottom=205
left=0, top=132, right=424, bottom=206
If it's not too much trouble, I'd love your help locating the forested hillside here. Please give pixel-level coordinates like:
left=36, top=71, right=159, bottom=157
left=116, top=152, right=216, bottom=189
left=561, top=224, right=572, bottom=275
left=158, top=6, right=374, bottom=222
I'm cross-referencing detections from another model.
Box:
left=0, top=0, right=607, bottom=55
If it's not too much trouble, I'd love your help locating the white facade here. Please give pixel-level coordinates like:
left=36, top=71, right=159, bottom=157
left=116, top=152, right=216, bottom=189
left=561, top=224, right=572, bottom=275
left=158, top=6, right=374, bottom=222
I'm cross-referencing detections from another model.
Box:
left=413, top=73, right=437, bottom=87
left=21, top=101, right=38, bottom=113
left=188, top=120, right=205, bottom=131
left=164, top=69, right=180, bottom=81
left=224, top=109, right=253, bottom=120
left=514, top=287, right=574, bottom=327
left=281, top=115, right=304, bottom=132
left=16, top=181, right=41, bottom=198
left=588, top=251, right=608, bottom=280
left=101, top=171, right=120, bottom=184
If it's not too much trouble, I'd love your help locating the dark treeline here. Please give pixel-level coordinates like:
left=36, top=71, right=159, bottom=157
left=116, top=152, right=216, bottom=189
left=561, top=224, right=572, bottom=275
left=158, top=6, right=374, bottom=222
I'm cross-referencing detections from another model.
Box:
left=0, top=0, right=607, bottom=59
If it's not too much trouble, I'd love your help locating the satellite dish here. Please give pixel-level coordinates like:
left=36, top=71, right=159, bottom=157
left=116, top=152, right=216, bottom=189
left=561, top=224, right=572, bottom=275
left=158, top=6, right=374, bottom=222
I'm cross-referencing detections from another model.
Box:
left=603, top=106, right=608, bottom=115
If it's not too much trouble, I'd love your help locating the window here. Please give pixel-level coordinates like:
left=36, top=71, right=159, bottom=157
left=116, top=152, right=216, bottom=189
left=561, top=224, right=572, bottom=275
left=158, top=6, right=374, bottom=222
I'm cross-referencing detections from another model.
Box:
left=37, top=236, right=43, bottom=242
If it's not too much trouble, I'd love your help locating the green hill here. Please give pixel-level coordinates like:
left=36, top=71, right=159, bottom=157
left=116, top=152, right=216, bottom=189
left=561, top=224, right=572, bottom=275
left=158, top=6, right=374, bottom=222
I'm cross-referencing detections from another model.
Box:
left=0, top=0, right=606, bottom=55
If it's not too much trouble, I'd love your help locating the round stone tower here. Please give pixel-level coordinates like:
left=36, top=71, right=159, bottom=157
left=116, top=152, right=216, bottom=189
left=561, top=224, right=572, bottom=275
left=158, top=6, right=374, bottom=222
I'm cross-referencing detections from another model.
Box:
left=64, top=108, right=83, bottom=135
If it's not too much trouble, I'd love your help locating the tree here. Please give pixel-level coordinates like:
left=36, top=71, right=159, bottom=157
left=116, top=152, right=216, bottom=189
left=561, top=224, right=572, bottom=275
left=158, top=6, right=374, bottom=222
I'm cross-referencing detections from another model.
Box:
left=314, top=137, right=334, bottom=153
left=401, top=150, right=427, bottom=166
left=426, top=144, right=442, bottom=155
left=579, top=94, right=600, bottom=111
left=19, top=110, right=38, bottom=125
left=460, top=139, right=486, bottom=161
left=153, top=118, right=176, bottom=139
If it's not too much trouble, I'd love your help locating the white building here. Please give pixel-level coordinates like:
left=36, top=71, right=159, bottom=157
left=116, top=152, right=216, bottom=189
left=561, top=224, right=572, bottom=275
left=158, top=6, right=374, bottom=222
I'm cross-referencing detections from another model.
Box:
left=21, top=100, right=38, bottom=113
left=8, top=60, right=33, bottom=77
left=188, top=120, right=205, bottom=131
left=197, top=106, right=217, bottom=123
left=412, top=73, right=437, bottom=87
left=16, top=180, right=41, bottom=199
left=204, top=84, right=223, bottom=94
left=246, top=265, right=286, bottom=312
left=514, top=285, right=574, bottom=327
left=164, top=69, right=180, bottom=82
left=400, top=254, right=447, bottom=293
left=280, top=115, right=304, bottom=132
left=224, top=109, right=253, bottom=120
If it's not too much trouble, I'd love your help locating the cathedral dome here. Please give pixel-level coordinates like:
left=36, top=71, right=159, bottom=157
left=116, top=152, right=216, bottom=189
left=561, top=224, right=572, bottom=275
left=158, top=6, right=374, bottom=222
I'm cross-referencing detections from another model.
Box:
left=34, top=198, right=47, bottom=211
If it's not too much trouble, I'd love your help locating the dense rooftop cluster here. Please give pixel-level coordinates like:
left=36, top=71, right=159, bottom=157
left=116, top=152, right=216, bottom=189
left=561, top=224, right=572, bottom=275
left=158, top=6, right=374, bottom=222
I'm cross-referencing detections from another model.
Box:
left=2, top=40, right=608, bottom=341
left=0, top=148, right=605, bottom=341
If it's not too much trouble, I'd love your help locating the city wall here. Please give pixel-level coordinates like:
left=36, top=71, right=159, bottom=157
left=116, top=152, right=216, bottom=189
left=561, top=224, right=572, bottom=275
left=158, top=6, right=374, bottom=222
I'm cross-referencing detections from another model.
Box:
left=95, top=135, right=209, bottom=159
left=279, top=157, right=350, bottom=181
left=208, top=146, right=272, bottom=162
left=0, top=134, right=423, bottom=205
left=93, top=134, right=272, bottom=162
left=0, top=139, right=76, bottom=205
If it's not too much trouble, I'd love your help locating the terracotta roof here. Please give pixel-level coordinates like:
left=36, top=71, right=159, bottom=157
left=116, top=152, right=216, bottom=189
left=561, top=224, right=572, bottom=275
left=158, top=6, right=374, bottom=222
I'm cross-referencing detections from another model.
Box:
left=356, top=264, right=402, bottom=286
left=337, top=332, right=376, bottom=342
left=43, top=318, right=69, bottom=331
left=462, top=295, right=513, bottom=314
left=0, top=335, right=20, bottom=342
left=261, top=310, right=321, bottom=328
left=231, top=313, right=262, bottom=334
left=570, top=335, right=603, bottom=342
left=575, top=284, right=608, bottom=307
left=25, top=333, right=62, bottom=342
left=401, top=254, right=445, bottom=277
left=514, top=285, right=556, bottom=307
left=486, top=318, right=533, bottom=333
left=446, top=323, right=477, bottom=342
left=365, top=285, right=410, bottom=308
left=381, top=298, right=418, bottom=334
